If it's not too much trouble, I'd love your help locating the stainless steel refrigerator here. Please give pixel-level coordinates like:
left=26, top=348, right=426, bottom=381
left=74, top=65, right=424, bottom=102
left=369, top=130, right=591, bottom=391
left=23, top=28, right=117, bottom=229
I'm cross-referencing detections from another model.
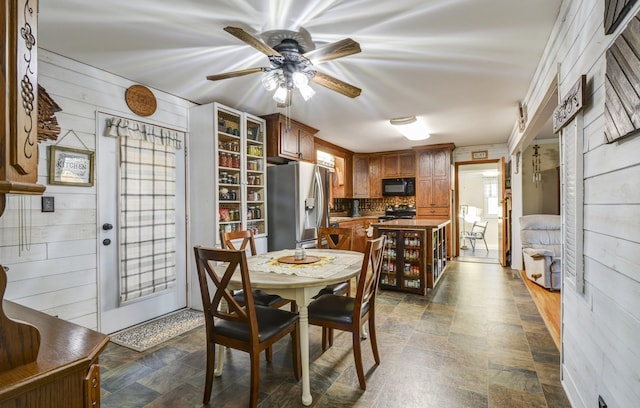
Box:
left=267, top=161, right=330, bottom=251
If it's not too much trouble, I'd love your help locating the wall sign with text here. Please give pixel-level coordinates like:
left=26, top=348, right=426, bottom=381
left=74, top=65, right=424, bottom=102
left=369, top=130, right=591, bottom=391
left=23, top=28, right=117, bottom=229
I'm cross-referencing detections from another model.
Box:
left=49, top=146, right=95, bottom=187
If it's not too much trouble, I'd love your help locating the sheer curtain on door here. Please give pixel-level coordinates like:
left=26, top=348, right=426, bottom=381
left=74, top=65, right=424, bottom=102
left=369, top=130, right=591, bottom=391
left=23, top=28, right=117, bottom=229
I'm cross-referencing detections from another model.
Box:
left=105, top=117, right=183, bottom=303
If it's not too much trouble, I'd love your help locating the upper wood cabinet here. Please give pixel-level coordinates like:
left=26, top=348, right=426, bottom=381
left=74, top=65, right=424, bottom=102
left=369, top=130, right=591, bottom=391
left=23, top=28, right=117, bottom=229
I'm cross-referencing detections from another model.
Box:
left=352, top=154, right=382, bottom=198
left=352, top=155, right=369, bottom=198
left=262, top=113, right=318, bottom=163
left=414, top=144, right=454, bottom=218
left=369, top=155, right=382, bottom=198
left=381, top=151, right=415, bottom=178
left=315, top=138, right=353, bottom=199
left=1, top=0, right=46, bottom=216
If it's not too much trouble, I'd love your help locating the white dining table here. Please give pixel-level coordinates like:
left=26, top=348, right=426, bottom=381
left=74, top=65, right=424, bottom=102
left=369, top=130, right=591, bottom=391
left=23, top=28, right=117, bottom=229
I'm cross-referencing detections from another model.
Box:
left=216, top=248, right=363, bottom=406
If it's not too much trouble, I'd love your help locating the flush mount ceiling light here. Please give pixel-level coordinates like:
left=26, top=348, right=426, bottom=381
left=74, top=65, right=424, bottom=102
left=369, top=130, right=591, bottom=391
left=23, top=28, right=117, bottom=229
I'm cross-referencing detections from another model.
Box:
left=389, top=116, right=430, bottom=140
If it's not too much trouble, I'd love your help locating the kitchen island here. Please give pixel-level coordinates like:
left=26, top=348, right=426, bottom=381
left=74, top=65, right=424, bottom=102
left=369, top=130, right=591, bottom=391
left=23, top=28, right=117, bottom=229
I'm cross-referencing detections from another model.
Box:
left=373, top=218, right=450, bottom=295
left=329, top=215, right=381, bottom=253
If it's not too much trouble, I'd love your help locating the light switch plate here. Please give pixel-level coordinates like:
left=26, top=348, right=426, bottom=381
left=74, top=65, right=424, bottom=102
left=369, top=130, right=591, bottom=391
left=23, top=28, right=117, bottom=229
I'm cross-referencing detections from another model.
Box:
left=42, top=196, right=55, bottom=212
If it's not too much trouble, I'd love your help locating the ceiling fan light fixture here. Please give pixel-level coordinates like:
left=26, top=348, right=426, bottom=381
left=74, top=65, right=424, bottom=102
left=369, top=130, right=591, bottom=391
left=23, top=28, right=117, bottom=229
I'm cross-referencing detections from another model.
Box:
left=298, top=82, right=316, bottom=101
left=273, top=85, right=289, bottom=104
left=292, top=71, right=308, bottom=87
left=390, top=116, right=431, bottom=140
left=261, top=71, right=280, bottom=91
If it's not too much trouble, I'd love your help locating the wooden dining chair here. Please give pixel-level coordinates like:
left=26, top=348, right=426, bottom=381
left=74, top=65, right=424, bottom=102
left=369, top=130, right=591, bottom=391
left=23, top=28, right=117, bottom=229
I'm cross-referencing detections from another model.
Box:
left=308, top=235, right=385, bottom=390
left=221, top=230, right=293, bottom=311
left=315, top=226, right=354, bottom=297
left=193, top=246, right=301, bottom=407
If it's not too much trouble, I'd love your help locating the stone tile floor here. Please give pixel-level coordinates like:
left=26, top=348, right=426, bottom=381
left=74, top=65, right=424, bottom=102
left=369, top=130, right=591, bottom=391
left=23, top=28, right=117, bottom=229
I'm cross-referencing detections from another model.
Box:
left=99, top=260, right=571, bottom=407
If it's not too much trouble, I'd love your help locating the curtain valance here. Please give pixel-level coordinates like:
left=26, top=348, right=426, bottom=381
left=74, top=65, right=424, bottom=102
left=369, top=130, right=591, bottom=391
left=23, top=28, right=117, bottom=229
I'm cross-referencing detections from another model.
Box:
left=105, top=117, right=182, bottom=149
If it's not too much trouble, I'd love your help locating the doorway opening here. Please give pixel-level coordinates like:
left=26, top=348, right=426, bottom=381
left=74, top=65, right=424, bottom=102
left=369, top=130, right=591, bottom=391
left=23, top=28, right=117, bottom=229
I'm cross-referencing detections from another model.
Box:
left=454, top=159, right=502, bottom=264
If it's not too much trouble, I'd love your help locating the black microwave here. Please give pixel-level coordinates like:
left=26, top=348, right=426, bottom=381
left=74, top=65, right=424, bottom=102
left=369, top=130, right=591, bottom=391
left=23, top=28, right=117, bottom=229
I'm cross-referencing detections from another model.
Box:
left=382, top=177, right=415, bottom=196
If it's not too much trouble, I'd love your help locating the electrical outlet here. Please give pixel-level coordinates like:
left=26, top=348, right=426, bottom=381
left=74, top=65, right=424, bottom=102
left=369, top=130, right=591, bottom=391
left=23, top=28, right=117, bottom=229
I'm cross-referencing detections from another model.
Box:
left=41, top=196, right=55, bottom=212
left=598, top=395, right=607, bottom=408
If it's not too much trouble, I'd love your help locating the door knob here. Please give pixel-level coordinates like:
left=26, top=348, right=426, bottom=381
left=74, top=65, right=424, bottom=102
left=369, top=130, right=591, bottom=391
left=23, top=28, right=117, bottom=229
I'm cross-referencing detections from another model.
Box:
left=103, top=238, right=111, bottom=246
left=102, top=223, right=113, bottom=230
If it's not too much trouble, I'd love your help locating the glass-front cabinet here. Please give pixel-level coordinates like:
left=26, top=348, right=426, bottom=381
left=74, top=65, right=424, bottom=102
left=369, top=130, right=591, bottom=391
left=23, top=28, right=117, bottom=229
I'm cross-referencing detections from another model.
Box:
left=374, top=220, right=450, bottom=295
left=190, top=102, right=267, bottom=252
left=379, top=229, right=427, bottom=295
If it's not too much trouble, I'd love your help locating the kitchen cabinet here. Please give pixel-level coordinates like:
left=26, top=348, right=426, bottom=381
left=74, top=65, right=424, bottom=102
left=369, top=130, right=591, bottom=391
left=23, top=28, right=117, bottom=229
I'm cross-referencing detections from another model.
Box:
left=262, top=113, right=318, bottom=163
left=414, top=144, right=454, bottom=217
left=373, top=218, right=450, bottom=294
left=1, top=0, right=46, bottom=217
left=352, top=155, right=369, bottom=198
left=337, top=217, right=377, bottom=253
left=352, top=154, right=382, bottom=198
left=190, top=102, right=268, bottom=251
left=414, top=144, right=454, bottom=256
left=369, top=155, right=382, bottom=198
left=381, top=151, right=415, bottom=178
left=315, top=138, right=353, bottom=199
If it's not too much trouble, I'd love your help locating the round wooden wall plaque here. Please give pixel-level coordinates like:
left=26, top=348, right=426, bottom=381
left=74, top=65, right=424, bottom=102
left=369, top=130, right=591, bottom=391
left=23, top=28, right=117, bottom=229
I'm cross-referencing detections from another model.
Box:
left=125, top=85, right=157, bottom=117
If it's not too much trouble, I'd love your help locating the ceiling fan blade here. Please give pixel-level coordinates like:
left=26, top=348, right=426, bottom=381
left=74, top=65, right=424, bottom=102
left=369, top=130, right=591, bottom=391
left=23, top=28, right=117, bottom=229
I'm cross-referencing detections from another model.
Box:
left=206, top=67, right=264, bottom=81
left=304, top=38, right=361, bottom=64
left=224, top=26, right=281, bottom=56
left=312, top=72, right=361, bottom=98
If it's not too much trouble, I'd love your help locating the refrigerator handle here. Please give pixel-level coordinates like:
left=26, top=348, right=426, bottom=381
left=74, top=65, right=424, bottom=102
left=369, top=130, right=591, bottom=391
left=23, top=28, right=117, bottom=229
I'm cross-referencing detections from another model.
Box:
left=315, top=167, right=324, bottom=229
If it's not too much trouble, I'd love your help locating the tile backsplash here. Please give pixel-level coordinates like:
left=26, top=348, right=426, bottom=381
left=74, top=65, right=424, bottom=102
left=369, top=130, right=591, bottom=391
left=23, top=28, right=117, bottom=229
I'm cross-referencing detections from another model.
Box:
left=332, top=197, right=416, bottom=215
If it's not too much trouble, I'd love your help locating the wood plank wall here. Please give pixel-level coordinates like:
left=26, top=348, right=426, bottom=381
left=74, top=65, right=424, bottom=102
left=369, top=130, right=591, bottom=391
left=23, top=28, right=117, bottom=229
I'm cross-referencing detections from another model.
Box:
left=512, top=1, right=640, bottom=407
left=0, top=50, right=191, bottom=330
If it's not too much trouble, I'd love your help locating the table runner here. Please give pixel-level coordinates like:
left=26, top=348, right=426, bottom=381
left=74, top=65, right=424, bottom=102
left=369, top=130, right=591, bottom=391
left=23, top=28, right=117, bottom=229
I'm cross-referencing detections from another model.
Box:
left=247, top=249, right=362, bottom=279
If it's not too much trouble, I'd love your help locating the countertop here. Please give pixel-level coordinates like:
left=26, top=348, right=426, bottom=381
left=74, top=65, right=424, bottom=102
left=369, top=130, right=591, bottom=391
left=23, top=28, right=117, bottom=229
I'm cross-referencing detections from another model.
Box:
left=330, top=215, right=381, bottom=223
left=373, top=218, right=450, bottom=228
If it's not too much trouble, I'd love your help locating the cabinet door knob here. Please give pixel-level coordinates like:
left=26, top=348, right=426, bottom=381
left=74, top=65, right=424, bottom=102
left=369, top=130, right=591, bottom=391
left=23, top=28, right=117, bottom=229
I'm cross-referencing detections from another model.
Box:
left=102, top=223, right=113, bottom=230
left=103, top=239, right=112, bottom=246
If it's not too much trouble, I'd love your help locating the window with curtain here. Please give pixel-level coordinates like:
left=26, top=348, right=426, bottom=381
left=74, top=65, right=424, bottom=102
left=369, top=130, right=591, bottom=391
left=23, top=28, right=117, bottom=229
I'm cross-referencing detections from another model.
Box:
left=105, top=117, right=182, bottom=303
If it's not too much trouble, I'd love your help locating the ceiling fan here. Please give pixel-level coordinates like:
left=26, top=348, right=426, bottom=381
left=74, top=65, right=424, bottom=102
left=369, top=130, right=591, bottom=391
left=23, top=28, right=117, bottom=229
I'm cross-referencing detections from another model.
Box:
left=206, top=26, right=362, bottom=105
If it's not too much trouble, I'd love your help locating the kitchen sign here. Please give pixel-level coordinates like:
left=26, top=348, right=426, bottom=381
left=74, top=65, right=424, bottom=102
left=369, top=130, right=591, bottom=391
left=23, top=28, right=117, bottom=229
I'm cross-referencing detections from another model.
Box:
left=49, top=146, right=95, bottom=186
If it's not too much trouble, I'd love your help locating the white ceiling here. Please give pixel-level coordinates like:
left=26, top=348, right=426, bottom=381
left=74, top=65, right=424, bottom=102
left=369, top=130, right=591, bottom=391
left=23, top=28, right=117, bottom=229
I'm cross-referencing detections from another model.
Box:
left=38, top=0, right=562, bottom=153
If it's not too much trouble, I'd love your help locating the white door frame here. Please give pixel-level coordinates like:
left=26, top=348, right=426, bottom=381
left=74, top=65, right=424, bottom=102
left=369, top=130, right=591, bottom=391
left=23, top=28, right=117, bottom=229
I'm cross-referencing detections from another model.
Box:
left=96, top=111, right=187, bottom=334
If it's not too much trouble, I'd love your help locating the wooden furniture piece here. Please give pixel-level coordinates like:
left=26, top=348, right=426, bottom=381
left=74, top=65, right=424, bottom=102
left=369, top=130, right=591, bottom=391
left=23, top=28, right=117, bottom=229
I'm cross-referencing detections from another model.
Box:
left=352, top=154, right=382, bottom=198
left=1, top=0, right=46, bottom=217
left=307, top=236, right=385, bottom=390
left=262, top=113, right=318, bottom=163
left=373, top=219, right=450, bottom=294
left=221, top=230, right=293, bottom=311
left=381, top=151, right=415, bottom=178
left=314, top=138, right=353, bottom=199
left=0, top=266, right=109, bottom=408
left=315, top=227, right=353, bottom=297
left=414, top=144, right=455, bottom=256
left=222, top=248, right=363, bottom=406
left=189, top=102, right=268, bottom=253
left=414, top=144, right=454, bottom=218
left=193, top=246, right=301, bottom=407
left=336, top=216, right=378, bottom=253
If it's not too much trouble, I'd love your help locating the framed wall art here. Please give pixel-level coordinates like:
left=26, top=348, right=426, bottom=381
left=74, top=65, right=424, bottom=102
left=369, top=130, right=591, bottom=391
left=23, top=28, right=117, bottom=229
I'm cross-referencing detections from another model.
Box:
left=49, top=146, right=95, bottom=186
left=604, top=9, right=640, bottom=143
left=604, top=0, right=638, bottom=34
left=471, top=150, right=488, bottom=160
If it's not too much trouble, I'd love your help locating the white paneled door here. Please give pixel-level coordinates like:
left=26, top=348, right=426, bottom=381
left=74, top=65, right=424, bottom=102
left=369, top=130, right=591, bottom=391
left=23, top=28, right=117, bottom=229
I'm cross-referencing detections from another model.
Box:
left=97, top=112, right=187, bottom=334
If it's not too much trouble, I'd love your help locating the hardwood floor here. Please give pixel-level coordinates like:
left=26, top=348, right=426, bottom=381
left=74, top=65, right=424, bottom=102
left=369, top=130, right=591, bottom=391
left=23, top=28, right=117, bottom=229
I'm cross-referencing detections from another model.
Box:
left=520, top=271, right=561, bottom=350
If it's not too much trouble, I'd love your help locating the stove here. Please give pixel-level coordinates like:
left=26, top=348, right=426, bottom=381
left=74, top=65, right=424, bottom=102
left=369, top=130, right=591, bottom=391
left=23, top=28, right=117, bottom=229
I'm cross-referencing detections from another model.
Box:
left=378, top=205, right=416, bottom=221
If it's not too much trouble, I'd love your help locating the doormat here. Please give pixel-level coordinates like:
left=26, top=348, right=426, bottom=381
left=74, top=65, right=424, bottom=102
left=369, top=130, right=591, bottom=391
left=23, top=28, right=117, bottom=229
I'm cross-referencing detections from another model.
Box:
left=109, top=309, right=204, bottom=352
